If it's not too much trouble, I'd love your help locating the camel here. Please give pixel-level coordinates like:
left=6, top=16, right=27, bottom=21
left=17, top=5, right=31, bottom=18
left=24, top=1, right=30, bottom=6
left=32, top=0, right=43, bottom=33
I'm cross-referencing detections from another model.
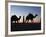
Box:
left=11, top=15, right=21, bottom=23
left=26, top=13, right=38, bottom=23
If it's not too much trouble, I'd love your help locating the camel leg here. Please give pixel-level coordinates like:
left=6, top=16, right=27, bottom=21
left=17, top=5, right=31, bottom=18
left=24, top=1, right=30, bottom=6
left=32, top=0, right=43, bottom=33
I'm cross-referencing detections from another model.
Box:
left=27, top=20, right=29, bottom=23
left=17, top=21, right=18, bottom=23
left=17, top=20, right=19, bottom=23
left=15, top=21, right=17, bottom=23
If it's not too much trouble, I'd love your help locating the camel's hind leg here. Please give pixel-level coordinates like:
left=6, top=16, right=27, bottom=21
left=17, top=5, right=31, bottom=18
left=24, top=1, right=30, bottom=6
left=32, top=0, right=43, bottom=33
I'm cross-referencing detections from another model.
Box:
left=31, top=20, right=33, bottom=23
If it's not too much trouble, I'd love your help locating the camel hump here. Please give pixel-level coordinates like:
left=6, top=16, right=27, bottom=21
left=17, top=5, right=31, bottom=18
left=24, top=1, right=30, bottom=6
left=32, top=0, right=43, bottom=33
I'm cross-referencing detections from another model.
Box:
left=26, top=13, right=33, bottom=18
left=28, top=13, right=33, bottom=16
left=11, top=15, right=18, bottom=19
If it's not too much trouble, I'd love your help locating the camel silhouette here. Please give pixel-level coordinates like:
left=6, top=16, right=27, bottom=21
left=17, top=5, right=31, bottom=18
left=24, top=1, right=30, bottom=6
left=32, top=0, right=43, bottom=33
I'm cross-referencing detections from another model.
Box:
left=26, top=13, right=38, bottom=23
left=11, top=15, right=21, bottom=23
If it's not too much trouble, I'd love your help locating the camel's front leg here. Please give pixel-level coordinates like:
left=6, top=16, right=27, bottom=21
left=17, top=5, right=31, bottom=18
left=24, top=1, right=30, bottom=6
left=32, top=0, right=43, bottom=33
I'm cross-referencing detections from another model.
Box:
left=17, top=20, right=19, bottom=23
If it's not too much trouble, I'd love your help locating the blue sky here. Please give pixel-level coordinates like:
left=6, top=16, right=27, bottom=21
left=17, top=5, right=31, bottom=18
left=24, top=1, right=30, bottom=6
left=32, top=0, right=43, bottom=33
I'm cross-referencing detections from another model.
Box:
left=11, top=5, right=41, bottom=23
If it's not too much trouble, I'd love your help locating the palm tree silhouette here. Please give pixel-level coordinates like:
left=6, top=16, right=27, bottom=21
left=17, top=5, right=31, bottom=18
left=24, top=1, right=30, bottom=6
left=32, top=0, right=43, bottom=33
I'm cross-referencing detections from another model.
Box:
left=11, top=15, right=21, bottom=23
left=26, top=13, right=38, bottom=23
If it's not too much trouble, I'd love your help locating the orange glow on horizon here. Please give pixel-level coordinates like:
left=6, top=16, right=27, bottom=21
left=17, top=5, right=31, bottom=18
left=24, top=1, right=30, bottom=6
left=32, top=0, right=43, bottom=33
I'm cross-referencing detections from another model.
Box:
left=18, top=19, right=40, bottom=23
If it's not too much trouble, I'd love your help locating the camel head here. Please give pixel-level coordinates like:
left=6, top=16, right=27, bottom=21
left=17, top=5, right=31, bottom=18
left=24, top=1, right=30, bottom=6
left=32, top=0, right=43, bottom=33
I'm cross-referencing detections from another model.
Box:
left=19, top=16, right=21, bottom=20
left=34, top=14, right=38, bottom=18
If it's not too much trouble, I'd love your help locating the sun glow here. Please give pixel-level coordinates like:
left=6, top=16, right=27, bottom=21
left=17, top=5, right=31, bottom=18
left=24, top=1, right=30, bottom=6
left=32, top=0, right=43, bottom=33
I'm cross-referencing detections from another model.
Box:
left=19, top=18, right=40, bottom=23
left=19, top=19, right=23, bottom=23
left=33, top=18, right=40, bottom=23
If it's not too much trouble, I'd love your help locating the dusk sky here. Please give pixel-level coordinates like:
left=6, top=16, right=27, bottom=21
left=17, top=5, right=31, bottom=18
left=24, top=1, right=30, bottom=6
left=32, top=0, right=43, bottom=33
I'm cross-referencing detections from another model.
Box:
left=11, top=5, right=41, bottom=23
